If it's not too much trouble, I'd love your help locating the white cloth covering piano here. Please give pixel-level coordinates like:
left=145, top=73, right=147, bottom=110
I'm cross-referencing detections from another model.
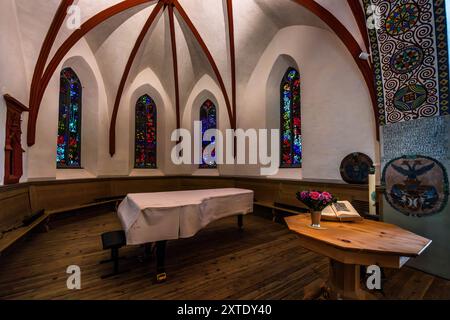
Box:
left=117, top=188, right=254, bottom=245
left=116, top=188, right=254, bottom=282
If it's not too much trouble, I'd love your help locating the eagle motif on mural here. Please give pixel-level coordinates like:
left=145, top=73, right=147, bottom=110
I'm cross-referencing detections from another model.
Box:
left=383, top=156, right=449, bottom=217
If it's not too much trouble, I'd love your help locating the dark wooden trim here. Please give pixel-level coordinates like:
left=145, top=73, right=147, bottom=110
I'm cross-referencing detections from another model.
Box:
left=168, top=4, right=181, bottom=130
left=0, top=174, right=385, bottom=192
left=347, top=0, right=370, bottom=54
left=226, top=0, right=237, bottom=129
left=291, top=0, right=379, bottom=139
left=27, top=0, right=156, bottom=147
left=29, top=0, right=75, bottom=120
left=173, top=0, right=235, bottom=129
left=109, top=1, right=164, bottom=156
left=4, top=95, right=29, bottom=113
left=3, top=95, right=29, bottom=185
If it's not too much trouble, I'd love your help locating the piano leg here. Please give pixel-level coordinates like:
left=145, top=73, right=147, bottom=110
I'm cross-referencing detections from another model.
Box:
left=155, top=240, right=167, bottom=283
left=238, top=214, right=244, bottom=230
left=137, top=243, right=153, bottom=263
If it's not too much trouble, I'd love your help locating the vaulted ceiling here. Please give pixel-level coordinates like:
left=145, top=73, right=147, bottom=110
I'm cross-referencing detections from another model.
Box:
left=12, top=0, right=373, bottom=153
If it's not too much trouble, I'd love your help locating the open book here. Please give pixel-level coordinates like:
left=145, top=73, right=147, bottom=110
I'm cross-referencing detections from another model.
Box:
left=321, top=201, right=363, bottom=222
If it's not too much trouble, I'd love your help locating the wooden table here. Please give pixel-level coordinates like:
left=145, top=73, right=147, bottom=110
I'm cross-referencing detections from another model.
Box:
left=284, top=214, right=431, bottom=300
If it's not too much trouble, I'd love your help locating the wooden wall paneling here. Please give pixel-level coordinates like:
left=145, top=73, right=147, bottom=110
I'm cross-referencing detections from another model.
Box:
left=29, top=181, right=111, bottom=211
left=0, top=187, right=32, bottom=233
left=179, top=177, right=235, bottom=190
left=1, top=176, right=384, bottom=220
left=109, top=177, right=180, bottom=196
left=277, top=181, right=321, bottom=207
left=234, top=178, right=279, bottom=203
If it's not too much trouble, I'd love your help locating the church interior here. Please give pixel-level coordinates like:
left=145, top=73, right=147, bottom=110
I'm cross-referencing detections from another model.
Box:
left=0, top=0, right=449, bottom=301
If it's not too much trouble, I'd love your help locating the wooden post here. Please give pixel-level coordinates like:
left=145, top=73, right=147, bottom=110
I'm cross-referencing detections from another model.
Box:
left=328, top=259, right=371, bottom=300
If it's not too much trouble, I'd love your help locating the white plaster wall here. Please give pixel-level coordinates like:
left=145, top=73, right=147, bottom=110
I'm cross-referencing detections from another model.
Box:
left=237, top=26, right=377, bottom=180
left=0, top=0, right=30, bottom=185
left=27, top=39, right=109, bottom=181
left=315, top=0, right=367, bottom=51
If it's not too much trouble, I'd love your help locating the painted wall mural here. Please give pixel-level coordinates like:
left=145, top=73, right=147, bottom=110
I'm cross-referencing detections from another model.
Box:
left=339, top=152, right=374, bottom=184
left=383, top=155, right=449, bottom=216
left=364, top=0, right=449, bottom=125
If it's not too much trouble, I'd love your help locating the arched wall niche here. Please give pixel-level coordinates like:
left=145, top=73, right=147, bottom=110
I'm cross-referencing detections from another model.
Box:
left=128, top=83, right=165, bottom=176
left=265, top=54, right=302, bottom=177
left=27, top=43, right=104, bottom=181
left=121, top=67, right=176, bottom=177
left=264, top=53, right=302, bottom=179
left=60, top=56, right=99, bottom=176
left=266, top=54, right=300, bottom=133
left=182, top=74, right=231, bottom=176
left=239, top=25, right=377, bottom=180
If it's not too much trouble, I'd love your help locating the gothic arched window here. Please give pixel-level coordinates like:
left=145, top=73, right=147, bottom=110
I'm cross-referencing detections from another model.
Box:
left=199, top=99, right=217, bottom=169
left=280, top=67, right=302, bottom=168
left=134, top=94, right=157, bottom=168
left=57, top=68, right=82, bottom=168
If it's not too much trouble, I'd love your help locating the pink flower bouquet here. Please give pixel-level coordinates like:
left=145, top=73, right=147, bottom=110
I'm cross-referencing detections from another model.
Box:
left=296, top=190, right=337, bottom=212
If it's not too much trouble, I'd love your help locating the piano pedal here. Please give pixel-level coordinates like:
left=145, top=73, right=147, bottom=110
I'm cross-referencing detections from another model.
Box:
left=155, top=272, right=167, bottom=283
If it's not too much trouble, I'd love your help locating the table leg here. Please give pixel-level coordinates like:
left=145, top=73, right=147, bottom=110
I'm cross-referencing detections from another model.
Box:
left=328, top=259, right=374, bottom=300
left=155, top=240, right=167, bottom=283
left=238, top=214, right=244, bottom=230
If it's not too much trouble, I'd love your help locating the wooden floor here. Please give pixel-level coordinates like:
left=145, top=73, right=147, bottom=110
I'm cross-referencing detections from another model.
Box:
left=0, top=211, right=449, bottom=300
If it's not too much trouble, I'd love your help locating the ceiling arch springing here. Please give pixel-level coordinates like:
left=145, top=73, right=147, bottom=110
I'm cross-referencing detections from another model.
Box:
left=24, top=0, right=378, bottom=151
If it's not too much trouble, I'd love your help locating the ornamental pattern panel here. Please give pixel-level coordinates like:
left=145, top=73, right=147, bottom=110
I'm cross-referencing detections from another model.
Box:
left=363, top=0, right=449, bottom=125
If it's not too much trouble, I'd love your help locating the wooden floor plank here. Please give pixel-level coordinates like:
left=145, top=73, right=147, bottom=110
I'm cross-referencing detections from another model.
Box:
left=0, top=211, right=448, bottom=300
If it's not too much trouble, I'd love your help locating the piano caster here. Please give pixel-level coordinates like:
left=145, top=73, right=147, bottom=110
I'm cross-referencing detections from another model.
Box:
left=155, top=272, right=167, bottom=283
left=154, top=240, right=167, bottom=284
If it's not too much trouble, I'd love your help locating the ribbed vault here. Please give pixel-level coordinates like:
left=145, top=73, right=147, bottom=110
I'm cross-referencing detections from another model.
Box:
left=17, top=0, right=376, bottom=154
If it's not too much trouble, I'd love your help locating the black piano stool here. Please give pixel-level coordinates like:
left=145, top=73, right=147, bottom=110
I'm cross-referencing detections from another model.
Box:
left=100, top=230, right=128, bottom=279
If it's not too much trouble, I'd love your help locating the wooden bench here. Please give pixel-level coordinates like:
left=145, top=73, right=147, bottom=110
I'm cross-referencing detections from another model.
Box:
left=252, top=182, right=380, bottom=222
left=254, top=184, right=309, bottom=221
left=254, top=201, right=307, bottom=220
left=0, top=210, right=49, bottom=257
left=1, top=196, right=125, bottom=257
left=46, top=197, right=125, bottom=217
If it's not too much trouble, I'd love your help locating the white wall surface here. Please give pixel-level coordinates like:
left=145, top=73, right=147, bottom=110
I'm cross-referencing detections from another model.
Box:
left=237, top=26, right=377, bottom=180
left=0, top=0, right=30, bottom=184
left=0, top=0, right=378, bottom=184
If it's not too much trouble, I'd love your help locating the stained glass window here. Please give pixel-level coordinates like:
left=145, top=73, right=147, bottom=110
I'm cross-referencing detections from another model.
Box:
left=280, top=67, right=302, bottom=168
left=57, top=68, right=82, bottom=168
left=199, top=99, right=217, bottom=169
left=134, top=94, right=157, bottom=168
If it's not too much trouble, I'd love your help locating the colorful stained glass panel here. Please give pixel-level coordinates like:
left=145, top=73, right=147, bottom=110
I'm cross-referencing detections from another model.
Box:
left=134, top=95, right=157, bottom=169
left=280, top=67, right=302, bottom=168
left=57, top=68, right=82, bottom=168
left=199, top=100, right=217, bottom=169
